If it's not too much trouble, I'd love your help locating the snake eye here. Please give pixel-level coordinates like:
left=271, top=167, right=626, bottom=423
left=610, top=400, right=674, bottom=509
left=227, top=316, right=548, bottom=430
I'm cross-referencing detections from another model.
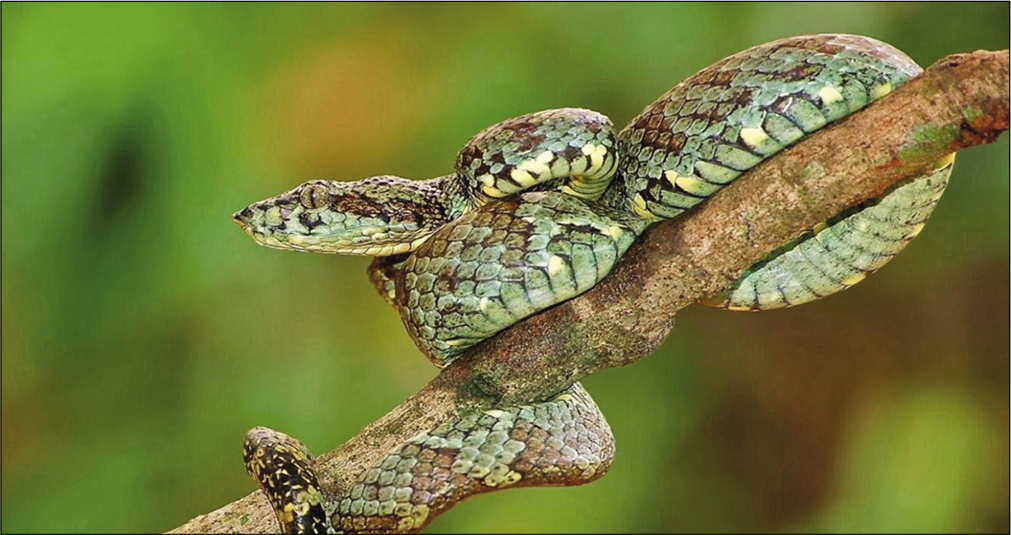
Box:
left=299, top=184, right=330, bottom=210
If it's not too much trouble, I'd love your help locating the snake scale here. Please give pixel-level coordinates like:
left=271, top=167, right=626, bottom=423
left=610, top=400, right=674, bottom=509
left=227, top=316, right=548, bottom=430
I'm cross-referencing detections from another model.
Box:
left=234, top=34, right=953, bottom=533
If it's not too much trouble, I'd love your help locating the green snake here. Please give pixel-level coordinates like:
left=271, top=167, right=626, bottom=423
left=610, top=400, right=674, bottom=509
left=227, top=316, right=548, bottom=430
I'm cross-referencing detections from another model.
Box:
left=234, top=34, right=953, bottom=533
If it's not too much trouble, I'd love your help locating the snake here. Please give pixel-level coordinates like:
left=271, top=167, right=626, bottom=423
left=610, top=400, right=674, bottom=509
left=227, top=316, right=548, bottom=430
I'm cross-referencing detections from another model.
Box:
left=234, top=34, right=953, bottom=533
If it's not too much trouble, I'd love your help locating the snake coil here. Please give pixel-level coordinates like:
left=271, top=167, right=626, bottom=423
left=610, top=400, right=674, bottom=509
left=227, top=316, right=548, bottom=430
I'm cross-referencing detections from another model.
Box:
left=235, top=34, right=952, bottom=533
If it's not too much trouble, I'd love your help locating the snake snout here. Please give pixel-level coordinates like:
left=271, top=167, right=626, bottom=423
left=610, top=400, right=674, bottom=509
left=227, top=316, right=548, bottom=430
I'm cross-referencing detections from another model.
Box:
left=232, top=207, right=254, bottom=230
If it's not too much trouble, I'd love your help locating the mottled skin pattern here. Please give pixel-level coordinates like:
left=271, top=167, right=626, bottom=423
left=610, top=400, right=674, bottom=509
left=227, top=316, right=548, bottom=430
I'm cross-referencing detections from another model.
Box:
left=456, top=108, right=619, bottom=202
left=703, top=157, right=952, bottom=309
left=245, top=428, right=329, bottom=534
left=235, top=108, right=618, bottom=256
left=234, top=35, right=953, bottom=533
left=339, top=384, right=610, bottom=533
left=391, top=193, right=644, bottom=363
left=244, top=385, right=611, bottom=534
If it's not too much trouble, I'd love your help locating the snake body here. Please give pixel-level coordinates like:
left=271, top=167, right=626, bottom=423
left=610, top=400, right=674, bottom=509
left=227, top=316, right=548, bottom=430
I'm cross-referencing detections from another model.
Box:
left=234, top=35, right=952, bottom=533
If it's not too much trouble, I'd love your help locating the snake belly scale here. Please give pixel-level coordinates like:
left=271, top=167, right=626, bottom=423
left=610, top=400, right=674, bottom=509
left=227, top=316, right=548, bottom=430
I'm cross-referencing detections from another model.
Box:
left=234, top=34, right=952, bottom=533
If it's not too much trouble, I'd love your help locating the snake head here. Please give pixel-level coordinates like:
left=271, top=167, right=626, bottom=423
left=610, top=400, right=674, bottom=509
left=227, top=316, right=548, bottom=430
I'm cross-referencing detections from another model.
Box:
left=234, top=175, right=455, bottom=256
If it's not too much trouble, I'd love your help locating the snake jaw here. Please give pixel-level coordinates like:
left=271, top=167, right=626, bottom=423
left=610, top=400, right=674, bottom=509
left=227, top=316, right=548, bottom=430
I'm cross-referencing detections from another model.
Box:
left=234, top=175, right=457, bottom=256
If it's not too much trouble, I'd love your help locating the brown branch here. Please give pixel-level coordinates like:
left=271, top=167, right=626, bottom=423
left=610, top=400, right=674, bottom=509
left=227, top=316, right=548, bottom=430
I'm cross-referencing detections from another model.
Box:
left=171, top=49, right=1009, bottom=534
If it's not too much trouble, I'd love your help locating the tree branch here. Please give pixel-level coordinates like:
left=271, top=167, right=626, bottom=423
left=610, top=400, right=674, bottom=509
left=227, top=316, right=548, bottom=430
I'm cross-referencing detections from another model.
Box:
left=172, top=49, right=1009, bottom=534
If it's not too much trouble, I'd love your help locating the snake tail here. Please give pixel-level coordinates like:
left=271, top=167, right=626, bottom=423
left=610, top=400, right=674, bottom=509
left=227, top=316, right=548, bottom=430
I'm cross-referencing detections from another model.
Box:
left=244, top=384, right=614, bottom=534
left=244, top=427, right=329, bottom=534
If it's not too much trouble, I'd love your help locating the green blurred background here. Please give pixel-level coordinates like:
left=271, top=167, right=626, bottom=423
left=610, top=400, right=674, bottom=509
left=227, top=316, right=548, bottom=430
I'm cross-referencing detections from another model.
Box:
left=2, top=3, right=1008, bottom=533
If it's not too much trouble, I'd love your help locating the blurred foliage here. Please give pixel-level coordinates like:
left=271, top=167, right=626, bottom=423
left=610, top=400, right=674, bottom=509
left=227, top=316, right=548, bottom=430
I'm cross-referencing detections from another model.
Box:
left=2, top=3, right=1008, bottom=533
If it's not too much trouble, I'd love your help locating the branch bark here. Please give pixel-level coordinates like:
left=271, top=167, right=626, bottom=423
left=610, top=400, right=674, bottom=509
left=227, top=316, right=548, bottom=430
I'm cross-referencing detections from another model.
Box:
left=172, top=49, right=1009, bottom=534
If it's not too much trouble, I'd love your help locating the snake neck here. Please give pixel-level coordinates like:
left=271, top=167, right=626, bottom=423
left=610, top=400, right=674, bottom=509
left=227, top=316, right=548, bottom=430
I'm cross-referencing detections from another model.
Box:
left=437, top=172, right=482, bottom=221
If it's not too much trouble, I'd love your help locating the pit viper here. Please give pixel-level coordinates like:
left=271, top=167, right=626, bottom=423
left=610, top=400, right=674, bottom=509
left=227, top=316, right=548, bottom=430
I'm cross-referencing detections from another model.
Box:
left=234, top=34, right=953, bottom=533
